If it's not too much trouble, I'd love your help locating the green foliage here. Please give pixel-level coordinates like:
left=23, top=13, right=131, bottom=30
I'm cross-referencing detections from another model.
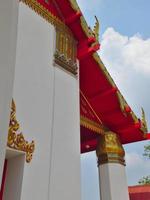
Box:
left=138, top=142, right=150, bottom=185
left=143, top=142, right=150, bottom=159
left=138, top=176, right=150, bottom=185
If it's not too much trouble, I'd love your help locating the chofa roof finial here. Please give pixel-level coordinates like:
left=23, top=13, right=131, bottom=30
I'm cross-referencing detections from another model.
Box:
left=93, top=16, right=100, bottom=41
left=141, top=107, right=148, bottom=132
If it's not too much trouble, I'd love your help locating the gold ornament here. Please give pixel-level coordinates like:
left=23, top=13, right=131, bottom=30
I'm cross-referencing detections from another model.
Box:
left=69, top=0, right=80, bottom=11
left=141, top=108, right=148, bottom=136
left=93, top=16, right=99, bottom=42
left=80, top=16, right=94, bottom=38
left=69, top=1, right=100, bottom=40
left=21, top=0, right=69, bottom=31
left=96, top=131, right=125, bottom=166
left=80, top=116, right=105, bottom=135
left=7, top=100, right=35, bottom=163
left=55, top=28, right=77, bottom=75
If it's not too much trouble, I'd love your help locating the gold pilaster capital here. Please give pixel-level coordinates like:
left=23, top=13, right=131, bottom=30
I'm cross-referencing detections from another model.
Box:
left=96, top=131, right=125, bottom=166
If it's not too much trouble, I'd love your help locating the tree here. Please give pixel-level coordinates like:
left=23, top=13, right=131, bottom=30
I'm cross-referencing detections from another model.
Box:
left=138, top=142, right=150, bottom=185
left=143, top=142, right=150, bottom=159
left=138, top=176, right=150, bottom=185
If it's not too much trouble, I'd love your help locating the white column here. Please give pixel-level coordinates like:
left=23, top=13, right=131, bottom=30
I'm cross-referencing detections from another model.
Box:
left=96, top=131, right=129, bottom=200
left=0, top=0, right=19, bottom=184
left=49, top=66, right=81, bottom=200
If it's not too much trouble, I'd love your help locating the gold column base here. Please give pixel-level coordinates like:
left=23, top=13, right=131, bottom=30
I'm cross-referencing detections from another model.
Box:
left=96, top=131, right=125, bottom=166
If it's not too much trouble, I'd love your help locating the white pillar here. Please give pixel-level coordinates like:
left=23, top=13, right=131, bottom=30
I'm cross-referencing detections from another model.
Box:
left=96, top=131, right=129, bottom=200
left=49, top=66, right=81, bottom=200
left=0, top=0, right=19, bottom=184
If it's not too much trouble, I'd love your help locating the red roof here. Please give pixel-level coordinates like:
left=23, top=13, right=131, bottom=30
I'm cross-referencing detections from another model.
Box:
left=29, top=0, right=150, bottom=153
left=129, top=185, right=150, bottom=200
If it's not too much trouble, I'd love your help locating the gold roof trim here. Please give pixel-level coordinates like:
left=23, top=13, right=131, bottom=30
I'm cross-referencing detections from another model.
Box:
left=93, top=16, right=100, bottom=42
left=21, top=0, right=70, bottom=32
left=69, top=0, right=100, bottom=40
left=93, top=52, right=147, bottom=135
left=80, top=115, right=105, bottom=135
left=69, top=0, right=80, bottom=11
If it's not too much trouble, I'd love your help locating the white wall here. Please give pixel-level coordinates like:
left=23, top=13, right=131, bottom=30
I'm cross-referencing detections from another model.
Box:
left=13, top=3, right=81, bottom=200
left=49, top=66, right=81, bottom=200
left=13, top=3, right=55, bottom=200
left=0, top=0, right=19, bottom=184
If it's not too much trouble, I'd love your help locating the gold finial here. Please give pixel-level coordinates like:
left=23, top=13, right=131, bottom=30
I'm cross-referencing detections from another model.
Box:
left=141, top=107, right=148, bottom=132
left=96, top=131, right=125, bottom=166
left=93, top=16, right=100, bottom=41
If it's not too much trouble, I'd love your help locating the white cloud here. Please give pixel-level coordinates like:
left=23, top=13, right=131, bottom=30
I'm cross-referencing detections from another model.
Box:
left=126, top=152, right=150, bottom=169
left=100, top=28, right=150, bottom=81
left=99, top=27, right=150, bottom=122
left=126, top=152, right=142, bottom=168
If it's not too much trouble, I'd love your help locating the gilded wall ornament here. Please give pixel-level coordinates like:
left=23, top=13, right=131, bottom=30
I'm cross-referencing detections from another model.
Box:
left=7, top=100, right=35, bottom=163
left=54, top=28, right=78, bottom=75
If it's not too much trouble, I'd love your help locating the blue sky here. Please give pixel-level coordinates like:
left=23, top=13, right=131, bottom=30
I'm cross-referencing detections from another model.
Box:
left=77, top=0, right=150, bottom=39
left=77, top=1, right=150, bottom=200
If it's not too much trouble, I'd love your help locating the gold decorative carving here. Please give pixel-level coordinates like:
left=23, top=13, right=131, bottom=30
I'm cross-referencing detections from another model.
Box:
left=7, top=100, right=35, bottom=163
left=80, top=116, right=105, bottom=134
left=96, top=131, right=125, bottom=166
left=54, top=28, right=77, bottom=75
left=21, top=0, right=69, bottom=31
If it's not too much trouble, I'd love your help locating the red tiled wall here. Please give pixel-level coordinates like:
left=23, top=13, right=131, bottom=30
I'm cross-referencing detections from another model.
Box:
left=129, top=186, right=150, bottom=200
left=129, top=192, right=150, bottom=200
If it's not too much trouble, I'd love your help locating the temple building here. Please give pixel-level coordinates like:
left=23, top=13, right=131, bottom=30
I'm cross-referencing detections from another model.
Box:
left=0, top=0, right=149, bottom=200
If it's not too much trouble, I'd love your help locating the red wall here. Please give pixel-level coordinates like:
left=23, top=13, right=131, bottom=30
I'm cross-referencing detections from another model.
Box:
left=129, top=185, right=150, bottom=200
